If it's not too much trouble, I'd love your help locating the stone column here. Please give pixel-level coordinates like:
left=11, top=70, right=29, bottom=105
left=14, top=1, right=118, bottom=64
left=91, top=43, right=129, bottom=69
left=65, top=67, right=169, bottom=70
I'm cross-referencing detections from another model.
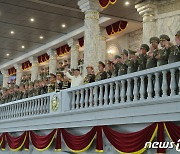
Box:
left=135, top=1, right=157, bottom=44
left=14, top=64, right=23, bottom=85
left=29, top=56, right=39, bottom=81
left=1, top=69, right=8, bottom=88
left=98, top=28, right=107, bottom=63
left=68, top=39, right=79, bottom=69
left=78, top=0, right=102, bottom=73
left=47, top=49, right=57, bottom=74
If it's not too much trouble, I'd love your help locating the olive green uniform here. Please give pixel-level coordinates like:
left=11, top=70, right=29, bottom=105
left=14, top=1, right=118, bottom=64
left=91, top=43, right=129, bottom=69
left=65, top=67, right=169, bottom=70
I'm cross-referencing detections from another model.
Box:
left=84, top=74, right=95, bottom=84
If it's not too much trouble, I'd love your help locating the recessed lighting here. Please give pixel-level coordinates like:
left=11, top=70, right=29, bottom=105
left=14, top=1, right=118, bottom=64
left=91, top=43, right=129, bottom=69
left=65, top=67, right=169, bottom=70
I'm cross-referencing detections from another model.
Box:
left=10, top=31, right=14, bottom=34
left=30, top=18, right=34, bottom=22
left=6, top=53, right=10, bottom=56
left=40, top=36, right=44, bottom=39
left=125, top=1, right=130, bottom=6
left=62, top=24, right=66, bottom=28
left=21, top=45, right=25, bottom=49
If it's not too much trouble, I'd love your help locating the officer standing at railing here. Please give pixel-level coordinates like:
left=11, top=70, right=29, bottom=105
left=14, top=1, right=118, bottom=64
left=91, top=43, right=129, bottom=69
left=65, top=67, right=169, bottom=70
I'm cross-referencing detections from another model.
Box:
left=48, top=74, right=56, bottom=93
left=28, top=82, right=34, bottom=98
left=84, top=66, right=95, bottom=84
left=118, top=49, right=128, bottom=76
left=126, top=49, right=138, bottom=73
left=95, top=61, right=107, bottom=81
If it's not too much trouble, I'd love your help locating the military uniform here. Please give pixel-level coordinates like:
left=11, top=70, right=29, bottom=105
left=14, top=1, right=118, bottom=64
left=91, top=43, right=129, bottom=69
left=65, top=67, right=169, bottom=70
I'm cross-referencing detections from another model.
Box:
left=114, top=55, right=121, bottom=76
left=62, top=81, right=71, bottom=89
left=126, top=50, right=138, bottom=73
left=95, top=61, right=107, bottom=81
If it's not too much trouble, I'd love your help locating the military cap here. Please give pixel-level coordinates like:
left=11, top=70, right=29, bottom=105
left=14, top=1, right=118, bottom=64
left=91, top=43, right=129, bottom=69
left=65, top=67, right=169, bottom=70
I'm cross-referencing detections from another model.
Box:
left=128, top=49, right=136, bottom=55
left=98, top=61, right=105, bottom=68
left=59, top=62, right=63, bottom=65
left=71, top=68, right=75, bottom=72
left=150, top=37, right=160, bottom=44
left=19, top=83, right=25, bottom=86
left=175, top=30, right=180, bottom=36
left=49, top=73, right=56, bottom=78
left=115, top=55, right=121, bottom=59
left=140, top=44, right=150, bottom=51
left=122, top=49, right=128, bottom=56
left=159, top=34, right=170, bottom=41
left=75, top=68, right=80, bottom=72
left=14, top=85, right=19, bottom=88
left=86, top=65, right=93, bottom=69
left=29, top=82, right=34, bottom=85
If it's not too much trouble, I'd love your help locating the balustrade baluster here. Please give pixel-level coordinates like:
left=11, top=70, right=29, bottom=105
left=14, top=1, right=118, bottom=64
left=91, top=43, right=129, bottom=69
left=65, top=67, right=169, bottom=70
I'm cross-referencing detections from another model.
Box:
left=127, top=79, right=132, bottom=102
left=170, top=69, right=176, bottom=96
left=89, top=87, right=93, bottom=107
left=93, top=86, right=98, bottom=107
left=162, top=70, right=168, bottom=97
left=71, top=91, right=75, bottom=110
left=80, top=89, right=84, bottom=109
left=99, top=85, right=103, bottom=106
left=34, top=100, right=37, bottom=115
left=133, top=77, right=138, bottom=101
left=109, top=83, right=114, bottom=105
left=140, top=76, right=145, bottom=100
left=179, top=68, right=180, bottom=95
left=147, top=74, right=153, bottom=99
left=115, top=81, right=120, bottom=104
left=155, top=72, right=160, bottom=98
left=104, top=84, right=108, bottom=105
left=84, top=88, right=89, bottom=108
left=121, top=80, right=126, bottom=103
left=75, top=90, right=80, bottom=109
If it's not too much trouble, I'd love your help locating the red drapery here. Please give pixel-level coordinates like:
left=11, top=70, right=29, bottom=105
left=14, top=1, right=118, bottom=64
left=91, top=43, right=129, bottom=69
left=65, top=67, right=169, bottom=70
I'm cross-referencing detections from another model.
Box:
left=61, top=127, right=97, bottom=153
left=56, top=44, right=71, bottom=56
left=103, top=123, right=158, bottom=153
left=164, top=122, right=180, bottom=145
left=38, top=53, right=49, bottom=64
left=8, top=67, right=16, bottom=76
left=78, top=37, right=84, bottom=47
left=6, top=131, right=27, bottom=151
left=22, top=61, right=32, bottom=70
left=30, top=129, right=56, bottom=151
left=106, top=20, right=128, bottom=36
left=99, top=0, right=117, bottom=8
left=0, top=122, right=179, bottom=152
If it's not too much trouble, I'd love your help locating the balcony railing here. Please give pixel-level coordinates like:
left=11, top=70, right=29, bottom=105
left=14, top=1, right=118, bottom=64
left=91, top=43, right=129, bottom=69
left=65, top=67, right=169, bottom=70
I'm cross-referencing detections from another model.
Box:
left=63, top=62, right=180, bottom=111
left=0, top=62, right=180, bottom=121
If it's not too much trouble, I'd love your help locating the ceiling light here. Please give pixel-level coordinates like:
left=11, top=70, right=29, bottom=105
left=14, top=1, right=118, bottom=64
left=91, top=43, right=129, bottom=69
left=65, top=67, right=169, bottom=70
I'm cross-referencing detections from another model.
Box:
left=30, top=18, right=35, bottom=22
left=10, top=31, right=14, bottom=34
left=40, top=36, right=44, bottom=39
left=125, top=1, right=130, bottom=6
left=107, top=50, right=113, bottom=54
left=21, top=45, right=25, bottom=49
left=62, top=24, right=66, bottom=28
left=6, top=53, right=10, bottom=56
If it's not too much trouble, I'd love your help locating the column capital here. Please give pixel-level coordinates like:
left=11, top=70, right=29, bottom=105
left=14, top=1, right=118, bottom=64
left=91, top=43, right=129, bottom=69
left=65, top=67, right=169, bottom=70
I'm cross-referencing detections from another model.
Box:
left=99, top=28, right=107, bottom=40
left=47, top=49, right=57, bottom=60
left=78, top=0, right=102, bottom=12
left=29, top=56, right=38, bottom=65
left=135, top=1, right=157, bottom=22
left=67, top=39, right=79, bottom=47
left=14, top=63, right=22, bottom=72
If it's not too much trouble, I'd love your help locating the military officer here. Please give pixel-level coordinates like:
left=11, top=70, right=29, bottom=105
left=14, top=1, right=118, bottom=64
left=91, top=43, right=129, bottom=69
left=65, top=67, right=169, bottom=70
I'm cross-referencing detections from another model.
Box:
left=1, top=87, right=7, bottom=103
left=84, top=66, right=95, bottom=84
left=62, top=75, right=71, bottom=89
left=12, top=85, right=19, bottom=101
left=155, top=34, right=171, bottom=66
left=95, top=61, right=107, bottom=81
left=56, top=72, right=64, bottom=92
left=105, top=62, right=113, bottom=78
left=136, top=44, right=149, bottom=71
left=146, top=37, right=160, bottom=69
left=175, top=30, right=180, bottom=50
left=22, top=82, right=29, bottom=99
left=118, top=49, right=128, bottom=76
left=126, top=49, right=138, bottom=73
left=28, top=82, right=34, bottom=98
left=33, top=80, right=41, bottom=96
left=17, top=83, right=25, bottom=100
left=113, top=55, right=122, bottom=76
left=48, top=73, right=56, bottom=93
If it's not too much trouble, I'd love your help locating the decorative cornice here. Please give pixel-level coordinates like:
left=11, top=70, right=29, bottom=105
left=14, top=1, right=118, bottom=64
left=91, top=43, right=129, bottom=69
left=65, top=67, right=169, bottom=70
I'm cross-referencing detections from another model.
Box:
left=67, top=39, right=79, bottom=47
left=78, top=0, right=102, bottom=12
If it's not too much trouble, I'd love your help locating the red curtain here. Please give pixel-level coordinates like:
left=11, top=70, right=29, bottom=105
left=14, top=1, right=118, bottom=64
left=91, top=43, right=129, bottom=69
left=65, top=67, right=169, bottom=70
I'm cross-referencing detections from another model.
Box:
left=165, top=122, right=180, bottom=145
left=56, top=44, right=71, bottom=56
left=8, top=67, right=16, bottom=76
left=6, top=131, right=27, bottom=151
left=99, top=0, right=117, bottom=8
left=61, top=127, right=97, bottom=153
left=103, top=123, right=158, bottom=153
left=106, top=20, right=128, bottom=36
left=22, top=61, right=32, bottom=70
left=157, top=122, right=166, bottom=153
left=55, top=128, right=61, bottom=151
left=38, top=53, right=49, bottom=64
left=78, top=37, right=84, bottom=47
left=30, top=129, right=56, bottom=151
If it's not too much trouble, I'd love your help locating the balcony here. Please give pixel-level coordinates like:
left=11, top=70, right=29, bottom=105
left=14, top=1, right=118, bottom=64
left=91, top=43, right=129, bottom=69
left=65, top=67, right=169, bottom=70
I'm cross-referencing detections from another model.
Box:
left=0, top=62, right=180, bottom=132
